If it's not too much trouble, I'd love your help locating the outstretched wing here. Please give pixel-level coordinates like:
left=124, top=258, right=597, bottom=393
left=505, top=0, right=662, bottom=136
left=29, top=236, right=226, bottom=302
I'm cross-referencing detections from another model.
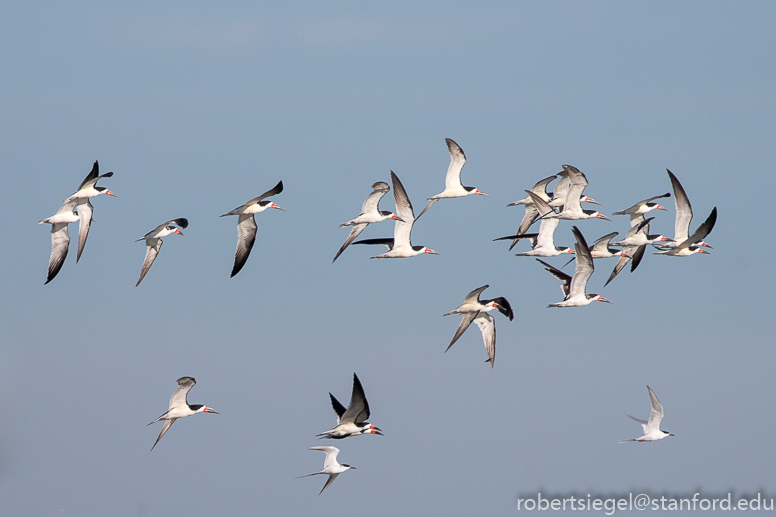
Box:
left=136, top=238, right=163, bottom=287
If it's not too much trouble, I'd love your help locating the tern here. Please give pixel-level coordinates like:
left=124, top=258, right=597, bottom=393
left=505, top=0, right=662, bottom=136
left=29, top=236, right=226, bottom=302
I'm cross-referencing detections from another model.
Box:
left=352, top=171, right=439, bottom=258
left=415, top=138, right=488, bottom=220
left=332, top=181, right=402, bottom=263
left=317, top=373, right=383, bottom=439
left=64, top=161, right=118, bottom=262
left=220, top=180, right=284, bottom=277
left=612, top=193, right=671, bottom=226
left=135, top=218, right=188, bottom=287
left=297, top=446, right=355, bottom=495
left=657, top=169, right=715, bottom=250
left=494, top=190, right=574, bottom=256
left=538, top=226, right=612, bottom=307
left=38, top=199, right=80, bottom=284
left=655, top=207, right=717, bottom=257
left=443, top=285, right=514, bottom=368
left=560, top=231, right=624, bottom=269
left=619, top=385, right=674, bottom=443
left=147, top=377, right=219, bottom=452
left=547, top=166, right=610, bottom=221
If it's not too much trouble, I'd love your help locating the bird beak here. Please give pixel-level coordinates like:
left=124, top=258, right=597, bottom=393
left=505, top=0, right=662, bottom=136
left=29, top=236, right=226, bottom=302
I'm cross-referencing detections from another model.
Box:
left=698, top=249, right=710, bottom=254
left=566, top=249, right=575, bottom=254
left=597, top=296, right=613, bottom=304
left=106, top=190, right=118, bottom=197
left=700, top=242, right=713, bottom=249
left=271, top=203, right=286, bottom=211
left=583, top=196, right=601, bottom=205
left=596, top=213, right=612, bottom=221
left=657, top=205, right=667, bottom=210
left=176, top=230, right=185, bottom=237
left=661, top=237, right=674, bottom=242
left=393, top=215, right=406, bottom=222
left=424, top=249, right=440, bottom=255
left=205, top=408, right=219, bottom=414
left=475, top=190, right=489, bottom=197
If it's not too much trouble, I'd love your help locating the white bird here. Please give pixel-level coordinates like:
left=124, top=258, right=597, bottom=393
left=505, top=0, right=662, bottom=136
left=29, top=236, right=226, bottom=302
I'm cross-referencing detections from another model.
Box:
left=332, top=182, right=402, bottom=263
left=220, top=181, right=284, bottom=277
left=612, top=193, right=671, bottom=226
left=547, top=165, right=610, bottom=221
left=147, top=377, right=219, bottom=452
left=317, top=373, right=383, bottom=439
left=135, top=218, right=188, bottom=287
left=546, top=170, right=601, bottom=209
left=443, top=285, right=514, bottom=368
left=352, top=171, right=439, bottom=258
left=656, top=169, right=716, bottom=251
left=655, top=207, right=717, bottom=257
left=619, top=385, right=674, bottom=443
left=64, top=161, right=118, bottom=263
left=494, top=191, right=574, bottom=256
left=560, top=231, right=624, bottom=269
left=416, top=138, right=488, bottom=219
left=538, top=226, right=612, bottom=307
left=38, top=199, right=80, bottom=284
left=297, top=446, right=355, bottom=495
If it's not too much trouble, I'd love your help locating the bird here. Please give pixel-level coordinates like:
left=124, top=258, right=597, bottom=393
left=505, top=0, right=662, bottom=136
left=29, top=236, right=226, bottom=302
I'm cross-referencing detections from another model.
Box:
left=220, top=181, right=284, bottom=277
left=560, top=231, right=624, bottom=269
left=538, top=226, right=612, bottom=307
left=610, top=216, right=672, bottom=247
left=147, top=377, right=219, bottom=452
left=443, top=285, right=514, bottom=368
left=506, top=174, right=557, bottom=239
left=657, top=169, right=715, bottom=250
left=612, top=193, right=671, bottom=226
left=604, top=216, right=660, bottom=287
left=415, top=138, right=488, bottom=220
left=546, top=168, right=601, bottom=209
left=38, top=199, right=80, bottom=284
left=135, top=218, right=188, bottom=287
left=332, top=181, right=402, bottom=263
left=494, top=190, right=574, bottom=256
left=64, top=161, right=118, bottom=263
left=547, top=165, right=610, bottom=221
left=619, top=385, right=674, bottom=443
left=655, top=207, right=717, bottom=257
left=352, top=171, right=439, bottom=258
left=317, top=373, right=383, bottom=439
left=297, top=446, right=355, bottom=495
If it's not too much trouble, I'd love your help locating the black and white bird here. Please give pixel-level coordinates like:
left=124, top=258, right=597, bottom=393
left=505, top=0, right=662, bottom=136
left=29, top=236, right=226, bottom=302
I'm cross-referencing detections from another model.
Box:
left=443, top=285, right=514, bottom=368
left=220, top=181, right=284, bottom=277
left=332, top=181, right=402, bottom=263
left=605, top=216, right=671, bottom=286
left=416, top=138, right=487, bottom=219
left=547, top=165, right=610, bottom=221
left=38, top=199, right=80, bottom=284
left=655, top=207, right=717, bottom=256
left=352, top=171, right=439, bottom=258
left=297, top=446, right=355, bottom=495
left=317, top=373, right=382, bottom=439
left=655, top=169, right=716, bottom=253
left=612, top=193, right=671, bottom=225
left=64, top=161, right=117, bottom=262
left=147, top=377, right=219, bottom=452
left=538, top=226, right=612, bottom=307
left=619, top=386, right=674, bottom=443
left=135, top=218, right=188, bottom=287
left=560, top=231, right=624, bottom=269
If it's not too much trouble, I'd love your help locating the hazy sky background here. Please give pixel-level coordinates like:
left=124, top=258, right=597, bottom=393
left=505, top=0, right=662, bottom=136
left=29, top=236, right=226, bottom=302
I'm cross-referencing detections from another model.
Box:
left=2, top=1, right=774, bottom=515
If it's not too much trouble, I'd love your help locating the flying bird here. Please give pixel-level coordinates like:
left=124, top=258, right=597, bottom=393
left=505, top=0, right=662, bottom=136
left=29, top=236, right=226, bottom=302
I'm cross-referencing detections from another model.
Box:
left=612, top=193, right=671, bottom=225
left=297, top=446, right=355, bottom=495
left=147, top=377, right=219, bottom=452
left=352, top=171, right=439, bottom=258
left=547, top=165, right=610, bottom=221
left=605, top=216, right=673, bottom=286
left=619, top=385, right=674, bottom=443
left=494, top=190, right=574, bottom=256
left=538, top=226, right=612, bottom=307
left=220, top=181, right=284, bottom=277
left=135, top=218, right=188, bottom=287
left=657, top=169, right=715, bottom=251
left=416, top=138, right=488, bottom=220
left=443, top=285, right=514, bottom=368
left=64, top=161, right=118, bottom=262
left=38, top=199, right=80, bottom=284
left=560, top=231, right=624, bottom=269
left=317, top=373, right=382, bottom=439
left=655, top=207, right=717, bottom=256
left=332, top=181, right=402, bottom=263
left=506, top=174, right=557, bottom=239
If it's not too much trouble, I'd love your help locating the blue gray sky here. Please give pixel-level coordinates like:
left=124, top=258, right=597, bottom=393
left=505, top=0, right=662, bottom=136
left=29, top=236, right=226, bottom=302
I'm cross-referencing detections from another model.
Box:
left=2, top=1, right=774, bottom=515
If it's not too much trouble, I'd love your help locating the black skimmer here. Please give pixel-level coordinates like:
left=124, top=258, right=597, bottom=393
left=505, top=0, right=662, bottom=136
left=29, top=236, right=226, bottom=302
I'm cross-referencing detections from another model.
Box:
left=547, top=167, right=600, bottom=209
left=64, top=161, right=117, bottom=263
left=655, top=207, right=717, bottom=256
left=538, top=226, right=612, bottom=307
left=352, top=171, right=439, bottom=258
left=560, top=231, right=624, bottom=269
left=135, top=218, right=188, bottom=287
left=604, top=216, right=663, bottom=287
left=658, top=169, right=715, bottom=250
left=38, top=199, right=80, bottom=284
left=443, top=285, right=514, bottom=368
left=619, top=386, right=674, bottom=443
left=416, top=138, right=487, bottom=220
left=332, top=181, right=402, bottom=263
left=494, top=190, right=574, bottom=256
left=612, top=193, right=671, bottom=225
left=147, top=377, right=219, bottom=452
left=220, top=180, right=284, bottom=277
left=548, top=165, right=610, bottom=221
left=317, top=373, right=382, bottom=439
left=297, top=446, right=355, bottom=495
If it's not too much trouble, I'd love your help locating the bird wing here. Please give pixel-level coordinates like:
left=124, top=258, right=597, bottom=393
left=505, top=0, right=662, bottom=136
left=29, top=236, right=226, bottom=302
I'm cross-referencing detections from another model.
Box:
left=341, top=373, right=371, bottom=424
left=535, top=214, right=560, bottom=249
left=445, top=312, right=478, bottom=352
left=489, top=297, right=514, bottom=321
left=568, top=226, right=593, bottom=297
left=390, top=171, right=415, bottom=247
left=646, top=386, right=664, bottom=433
left=530, top=175, right=557, bottom=197
left=231, top=214, right=258, bottom=277
left=45, top=223, right=71, bottom=285
left=515, top=205, right=540, bottom=241
left=667, top=169, right=692, bottom=242
left=536, top=259, right=572, bottom=298
left=473, top=313, right=496, bottom=368
left=328, top=393, right=347, bottom=424
left=443, top=138, right=466, bottom=189
left=362, top=182, right=390, bottom=214
left=332, top=223, right=368, bottom=263
left=310, top=446, right=340, bottom=469
left=75, top=161, right=114, bottom=191
left=170, top=377, right=196, bottom=409
left=246, top=181, right=283, bottom=206
left=319, top=474, right=339, bottom=495
left=590, top=232, right=619, bottom=254
left=75, top=199, right=94, bottom=263
left=464, top=285, right=489, bottom=304
left=674, top=207, right=717, bottom=251
left=613, top=193, right=670, bottom=215
left=604, top=247, right=635, bottom=286
left=136, top=238, right=163, bottom=287
left=626, top=414, right=649, bottom=434
left=149, top=417, right=176, bottom=452
left=629, top=244, right=646, bottom=272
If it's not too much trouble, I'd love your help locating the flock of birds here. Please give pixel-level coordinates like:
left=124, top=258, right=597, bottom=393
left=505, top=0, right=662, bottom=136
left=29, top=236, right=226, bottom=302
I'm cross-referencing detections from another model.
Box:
left=39, top=137, right=717, bottom=494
